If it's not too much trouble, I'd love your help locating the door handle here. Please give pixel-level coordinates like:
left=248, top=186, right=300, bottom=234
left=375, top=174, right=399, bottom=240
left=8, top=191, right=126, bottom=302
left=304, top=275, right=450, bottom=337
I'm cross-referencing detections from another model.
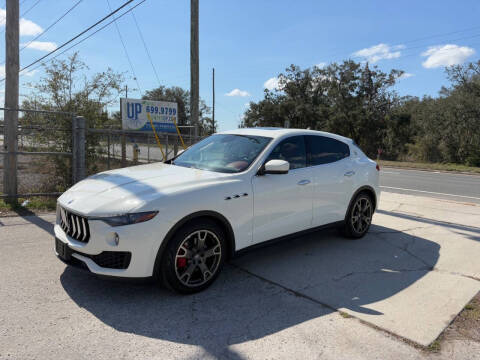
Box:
left=297, top=179, right=311, bottom=185
left=344, top=171, right=355, bottom=177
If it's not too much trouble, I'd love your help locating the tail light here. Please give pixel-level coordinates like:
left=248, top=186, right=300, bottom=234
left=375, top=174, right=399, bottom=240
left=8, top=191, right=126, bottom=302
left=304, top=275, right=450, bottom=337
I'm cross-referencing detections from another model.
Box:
left=376, top=164, right=380, bottom=171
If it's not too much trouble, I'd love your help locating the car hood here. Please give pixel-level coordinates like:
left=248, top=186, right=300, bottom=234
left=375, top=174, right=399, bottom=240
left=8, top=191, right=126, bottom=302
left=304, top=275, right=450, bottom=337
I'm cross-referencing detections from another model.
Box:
left=58, top=163, right=232, bottom=216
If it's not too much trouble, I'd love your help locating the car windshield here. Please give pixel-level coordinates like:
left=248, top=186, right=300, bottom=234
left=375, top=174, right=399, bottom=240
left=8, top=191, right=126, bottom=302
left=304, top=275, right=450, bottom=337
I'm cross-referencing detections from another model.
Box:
left=173, top=134, right=272, bottom=173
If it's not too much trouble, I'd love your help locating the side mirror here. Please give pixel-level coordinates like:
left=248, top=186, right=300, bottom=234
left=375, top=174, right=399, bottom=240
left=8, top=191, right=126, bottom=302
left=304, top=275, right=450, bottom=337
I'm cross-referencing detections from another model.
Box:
left=262, top=159, right=289, bottom=175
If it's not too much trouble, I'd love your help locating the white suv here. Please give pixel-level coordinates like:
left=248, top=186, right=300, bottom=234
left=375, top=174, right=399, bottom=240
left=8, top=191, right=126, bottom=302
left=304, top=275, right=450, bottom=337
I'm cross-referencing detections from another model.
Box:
left=55, top=128, right=380, bottom=293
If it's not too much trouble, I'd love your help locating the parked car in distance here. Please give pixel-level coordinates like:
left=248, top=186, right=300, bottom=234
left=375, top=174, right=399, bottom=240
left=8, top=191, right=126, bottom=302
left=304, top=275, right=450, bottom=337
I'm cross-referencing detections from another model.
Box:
left=55, top=128, right=380, bottom=294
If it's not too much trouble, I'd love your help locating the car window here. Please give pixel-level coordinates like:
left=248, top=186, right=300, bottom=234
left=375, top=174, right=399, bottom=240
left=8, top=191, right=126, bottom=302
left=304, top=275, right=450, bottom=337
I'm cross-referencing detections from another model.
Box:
left=173, top=134, right=272, bottom=173
left=266, top=136, right=307, bottom=169
left=306, top=135, right=350, bottom=166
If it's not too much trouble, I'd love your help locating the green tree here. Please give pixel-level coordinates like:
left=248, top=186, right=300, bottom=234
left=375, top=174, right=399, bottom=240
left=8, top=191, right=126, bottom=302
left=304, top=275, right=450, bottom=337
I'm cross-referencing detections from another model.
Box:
left=21, top=52, right=124, bottom=190
left=142, top=86, right=215, bottom=135
left=242, top=61, right=403, bottom=157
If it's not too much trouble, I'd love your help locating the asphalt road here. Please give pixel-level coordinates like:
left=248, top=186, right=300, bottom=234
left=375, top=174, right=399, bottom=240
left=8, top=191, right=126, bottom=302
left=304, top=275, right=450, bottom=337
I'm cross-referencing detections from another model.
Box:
left=380, top=167, right=480, bottom=204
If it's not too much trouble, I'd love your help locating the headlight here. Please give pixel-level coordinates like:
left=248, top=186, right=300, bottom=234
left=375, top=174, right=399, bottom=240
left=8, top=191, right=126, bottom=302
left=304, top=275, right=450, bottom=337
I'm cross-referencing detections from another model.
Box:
left=98, top=211, right=158, bottom=227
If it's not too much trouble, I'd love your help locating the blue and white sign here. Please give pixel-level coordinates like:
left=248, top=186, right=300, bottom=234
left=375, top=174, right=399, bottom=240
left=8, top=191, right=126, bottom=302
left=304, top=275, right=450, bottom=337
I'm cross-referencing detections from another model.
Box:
left=121, top=98, right=178, bottom=133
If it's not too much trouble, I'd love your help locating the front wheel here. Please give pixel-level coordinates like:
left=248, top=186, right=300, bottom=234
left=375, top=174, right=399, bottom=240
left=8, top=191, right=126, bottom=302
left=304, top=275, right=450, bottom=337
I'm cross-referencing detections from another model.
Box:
left=341, top=193, right=374, bottom=239
left=160, top=219, right=226, bottom=294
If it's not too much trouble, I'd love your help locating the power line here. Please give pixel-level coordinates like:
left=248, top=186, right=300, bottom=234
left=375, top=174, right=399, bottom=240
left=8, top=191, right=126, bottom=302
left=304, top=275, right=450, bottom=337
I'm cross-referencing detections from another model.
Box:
left=131, top=10, right=161, bottom=86
left=106, top=0, right=142, bottom=94
left=20, top=0, right=42, bottom=17
left=14, top=0, right=147, bottom=81
left=401, top=25, right=480, bottom=46
left=15, top=0, right=135, bottom=74
left=319, top=25, right=480, bottom=64
left=0, top=0, right=85, bottom=66
left=0, top=0, right=42, bottom=36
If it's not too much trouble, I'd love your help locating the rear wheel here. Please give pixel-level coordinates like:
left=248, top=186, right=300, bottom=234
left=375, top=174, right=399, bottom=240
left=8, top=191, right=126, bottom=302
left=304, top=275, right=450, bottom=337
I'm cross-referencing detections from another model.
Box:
left=160, top=219, right=226, bottom=294
left=341, top=193, right=373, bottom=238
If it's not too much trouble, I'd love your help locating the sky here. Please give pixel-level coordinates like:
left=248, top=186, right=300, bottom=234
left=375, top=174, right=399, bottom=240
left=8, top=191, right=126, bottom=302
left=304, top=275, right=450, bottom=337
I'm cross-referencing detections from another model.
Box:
left=1, top=0, right=480, bottom=131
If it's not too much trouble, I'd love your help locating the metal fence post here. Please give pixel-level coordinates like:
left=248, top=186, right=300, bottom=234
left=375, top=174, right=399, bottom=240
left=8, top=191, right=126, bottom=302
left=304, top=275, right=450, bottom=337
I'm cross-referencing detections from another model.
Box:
left=165, top=134, right=169, bottom=161
left=147, top=133, right=150, bottom=163
left=107, top=132, right=111, bottom=170
left=72, top=116, right=77, bottom=184
left=77, top=116, right=86, bottom=182
left=121, top=131, right=126, bottom=167
left=72, top=116, right=86, bottom=184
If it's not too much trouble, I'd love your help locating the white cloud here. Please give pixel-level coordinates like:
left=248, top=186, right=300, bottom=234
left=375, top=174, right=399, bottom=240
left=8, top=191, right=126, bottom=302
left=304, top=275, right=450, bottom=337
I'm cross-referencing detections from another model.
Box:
left=22, top=69, right=38, bottom=77
left=225, top=88, right=250, bottom=97
left=21, top=41, right=57, bottom=51
left=421, top=44, right=475, bottom=69
left=353, top=43, right=403, bottom=63
left=315, top=62, right=326, bottom=68
left=0, top=8, right=43, bottom=36
left=399, top=72, right=414, bottom=79
left=0, top=65, right=4, bottom=78
left=19, top=18, right=42, bottom=36
left=264, top=77, right=280, bottom=90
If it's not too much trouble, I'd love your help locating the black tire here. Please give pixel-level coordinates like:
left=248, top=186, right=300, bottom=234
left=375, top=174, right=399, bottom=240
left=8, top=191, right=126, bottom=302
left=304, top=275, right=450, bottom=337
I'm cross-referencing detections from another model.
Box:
left=341, top=192, right=374, bottom=239
left=159, top=218, right=226, bottom=294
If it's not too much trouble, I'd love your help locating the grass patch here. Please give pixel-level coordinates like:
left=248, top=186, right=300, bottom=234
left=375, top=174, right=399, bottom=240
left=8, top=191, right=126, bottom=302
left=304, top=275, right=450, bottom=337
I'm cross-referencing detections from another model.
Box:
left=378, top=160, right=480, bottom=174
left=0, top=197, right=57, bottom=215
left=339, top=311, right=352, bottom=318
left=462, top=298, right=480, bottom=320
left=427, top=340, right=441, bottom=352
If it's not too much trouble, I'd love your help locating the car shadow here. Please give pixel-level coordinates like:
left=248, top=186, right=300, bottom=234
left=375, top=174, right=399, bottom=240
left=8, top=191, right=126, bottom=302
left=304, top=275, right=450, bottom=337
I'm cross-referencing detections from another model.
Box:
left=60, top=224, right=439, bottom=359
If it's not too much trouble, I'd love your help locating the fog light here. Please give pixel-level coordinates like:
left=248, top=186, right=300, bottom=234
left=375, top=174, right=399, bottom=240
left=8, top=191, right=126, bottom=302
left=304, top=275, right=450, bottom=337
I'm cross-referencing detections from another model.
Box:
left=113, top=232, right=119, bottom=246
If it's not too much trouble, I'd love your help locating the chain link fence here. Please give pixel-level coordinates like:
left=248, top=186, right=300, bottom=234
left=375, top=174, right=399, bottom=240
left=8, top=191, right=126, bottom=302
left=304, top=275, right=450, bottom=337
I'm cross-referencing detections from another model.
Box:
left=86, top=126, right=200, bottom=174
left=1, top=108, right=76, bottom=199
left=1, top=108, right=203, bottom=200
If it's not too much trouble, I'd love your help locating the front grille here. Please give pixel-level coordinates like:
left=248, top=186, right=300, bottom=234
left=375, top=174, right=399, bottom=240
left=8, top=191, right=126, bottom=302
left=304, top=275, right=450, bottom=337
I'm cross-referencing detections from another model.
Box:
left=59, top=206, right=90, bottom=243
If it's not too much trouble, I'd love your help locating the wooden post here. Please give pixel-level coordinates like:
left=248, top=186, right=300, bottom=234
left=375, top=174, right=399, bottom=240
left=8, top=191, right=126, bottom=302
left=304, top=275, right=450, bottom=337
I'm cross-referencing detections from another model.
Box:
left=190, top=0, right=199, bottom=138
left=3, top=0, right=19, bottom=202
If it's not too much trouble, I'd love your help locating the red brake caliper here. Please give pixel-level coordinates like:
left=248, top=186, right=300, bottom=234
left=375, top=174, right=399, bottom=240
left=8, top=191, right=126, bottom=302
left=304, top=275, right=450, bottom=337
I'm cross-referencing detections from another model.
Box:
left=177, top=257, right=187, bottom=268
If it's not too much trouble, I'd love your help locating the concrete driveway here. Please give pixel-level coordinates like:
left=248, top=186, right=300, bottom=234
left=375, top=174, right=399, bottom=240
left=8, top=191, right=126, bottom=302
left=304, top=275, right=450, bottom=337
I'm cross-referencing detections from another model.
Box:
left=1, top=192, right=479, bottom=359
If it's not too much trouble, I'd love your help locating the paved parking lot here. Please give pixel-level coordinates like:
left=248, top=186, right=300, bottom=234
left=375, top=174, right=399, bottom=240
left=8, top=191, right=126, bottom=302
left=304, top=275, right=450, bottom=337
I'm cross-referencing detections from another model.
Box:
left=1, top=192, right=480, bottom=359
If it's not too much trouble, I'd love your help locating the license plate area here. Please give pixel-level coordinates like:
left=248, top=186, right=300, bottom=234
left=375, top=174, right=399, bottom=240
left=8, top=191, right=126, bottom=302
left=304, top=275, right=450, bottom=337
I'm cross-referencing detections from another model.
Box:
left=55, top=237, right=71, bottom=261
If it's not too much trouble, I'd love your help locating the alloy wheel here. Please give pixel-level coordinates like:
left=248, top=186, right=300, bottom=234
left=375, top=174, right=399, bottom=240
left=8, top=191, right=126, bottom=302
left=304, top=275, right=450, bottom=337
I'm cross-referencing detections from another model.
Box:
left=174, top=230, right=222, bottom=287
left=351, top=196, right=372, bottom=234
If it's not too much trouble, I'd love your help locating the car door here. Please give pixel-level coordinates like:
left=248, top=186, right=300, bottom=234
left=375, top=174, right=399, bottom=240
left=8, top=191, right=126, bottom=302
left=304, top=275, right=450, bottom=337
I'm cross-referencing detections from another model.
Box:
left=305, top=135, right=355, bottom=226
left=252, top=135, right=313, bottom=244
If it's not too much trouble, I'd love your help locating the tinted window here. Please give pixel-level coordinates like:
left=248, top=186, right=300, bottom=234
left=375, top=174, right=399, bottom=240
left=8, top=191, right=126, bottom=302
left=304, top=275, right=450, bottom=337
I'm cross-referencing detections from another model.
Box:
left=306, top=135, right=350, bottom=166
left=266, top=136, right=306, bottom=169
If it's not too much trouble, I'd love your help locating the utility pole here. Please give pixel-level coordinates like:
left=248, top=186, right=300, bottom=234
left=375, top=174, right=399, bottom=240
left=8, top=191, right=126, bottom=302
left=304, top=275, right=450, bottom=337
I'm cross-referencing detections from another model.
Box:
left=190, top=0, right=199, bottom=137
left=3, top=0, right=19, bottom=202
left=212, top=67, right=215, bottom=133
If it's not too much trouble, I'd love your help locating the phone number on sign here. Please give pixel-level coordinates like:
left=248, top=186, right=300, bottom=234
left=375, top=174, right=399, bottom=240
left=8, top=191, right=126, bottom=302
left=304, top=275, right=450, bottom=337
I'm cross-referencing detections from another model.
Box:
left=146, top=105, right=177, bottom=116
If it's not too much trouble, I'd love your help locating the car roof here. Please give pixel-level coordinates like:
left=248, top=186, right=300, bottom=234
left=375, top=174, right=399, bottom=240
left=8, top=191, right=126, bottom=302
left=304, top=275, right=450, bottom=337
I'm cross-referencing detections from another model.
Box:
left=219, top=127, right=353, bottom=143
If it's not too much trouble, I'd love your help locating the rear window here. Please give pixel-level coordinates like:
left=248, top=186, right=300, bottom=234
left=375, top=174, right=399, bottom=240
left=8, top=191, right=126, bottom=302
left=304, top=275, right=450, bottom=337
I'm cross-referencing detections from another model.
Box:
left=306, top=135, right=350, bottom=166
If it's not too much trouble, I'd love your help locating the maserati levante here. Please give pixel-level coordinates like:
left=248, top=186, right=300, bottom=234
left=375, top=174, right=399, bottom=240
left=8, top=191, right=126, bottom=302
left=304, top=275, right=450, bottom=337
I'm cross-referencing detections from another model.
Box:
left=55, top=128, right=380, bottom=293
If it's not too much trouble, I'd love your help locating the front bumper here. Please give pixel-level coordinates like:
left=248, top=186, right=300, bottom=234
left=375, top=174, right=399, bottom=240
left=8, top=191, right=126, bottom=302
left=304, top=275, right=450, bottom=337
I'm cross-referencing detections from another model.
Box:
left=54, top=214, right=173, bottom=278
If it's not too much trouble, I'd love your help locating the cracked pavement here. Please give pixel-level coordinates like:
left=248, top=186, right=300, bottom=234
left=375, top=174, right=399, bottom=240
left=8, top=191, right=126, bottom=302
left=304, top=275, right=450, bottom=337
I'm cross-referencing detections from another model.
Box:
left=1, top=191, right=480, bottom=359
